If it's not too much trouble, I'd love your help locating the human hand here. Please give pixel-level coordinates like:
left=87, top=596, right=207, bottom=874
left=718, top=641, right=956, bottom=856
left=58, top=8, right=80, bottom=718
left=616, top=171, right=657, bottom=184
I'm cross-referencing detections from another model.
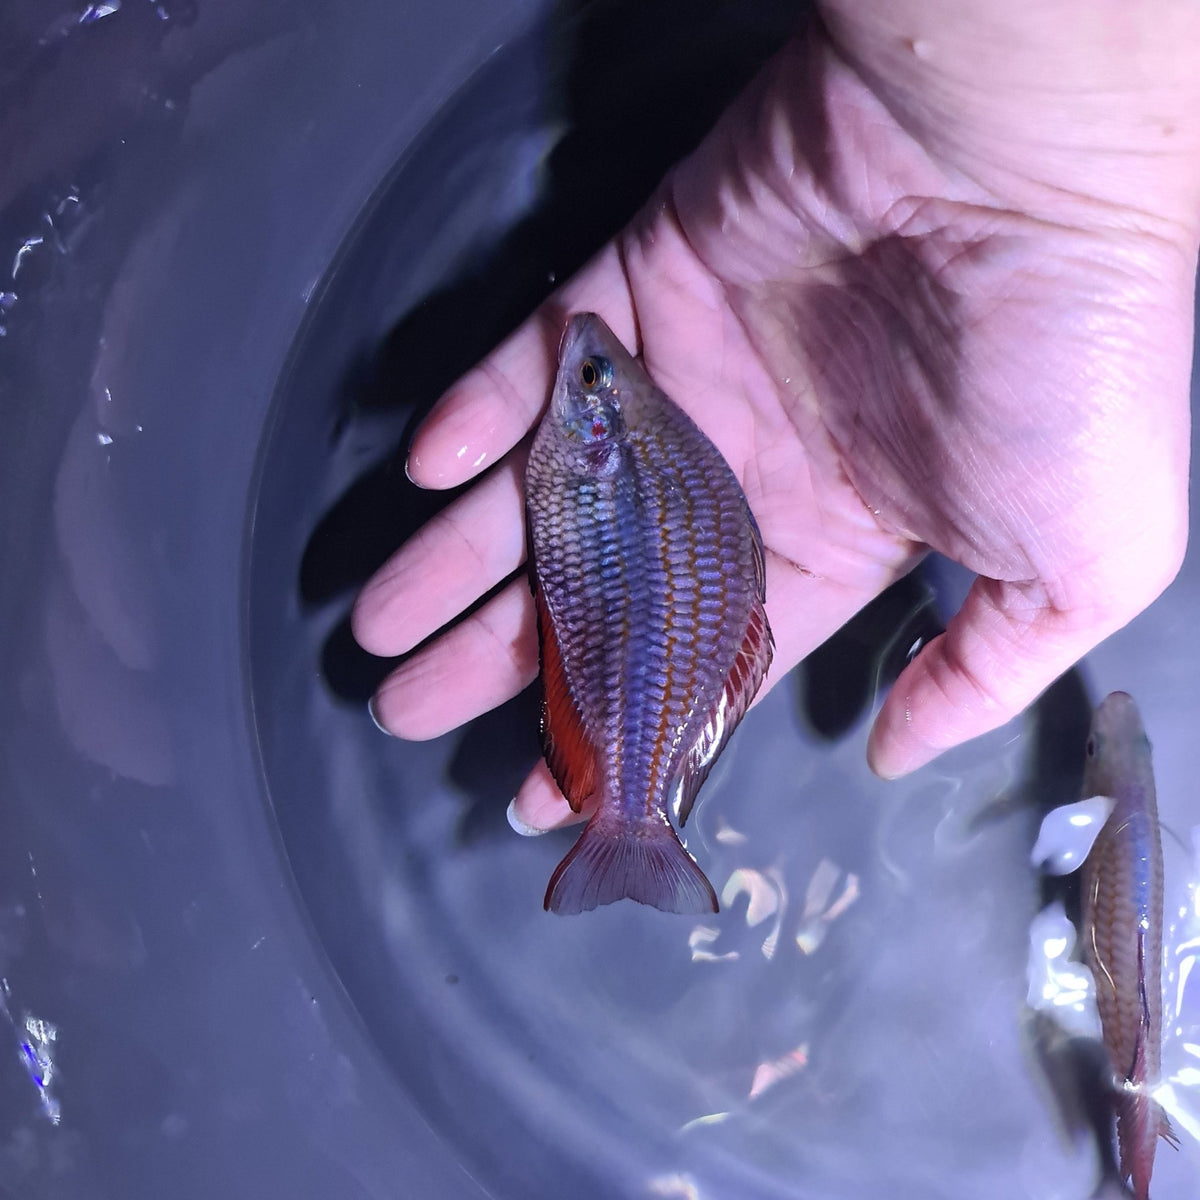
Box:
left=353, top=2, right=1200, bottom=830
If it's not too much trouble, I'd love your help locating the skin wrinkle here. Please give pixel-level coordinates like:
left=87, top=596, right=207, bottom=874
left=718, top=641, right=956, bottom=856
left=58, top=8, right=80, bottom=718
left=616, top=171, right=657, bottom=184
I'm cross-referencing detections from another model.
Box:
left=822, top=6, right=1200, bottom=241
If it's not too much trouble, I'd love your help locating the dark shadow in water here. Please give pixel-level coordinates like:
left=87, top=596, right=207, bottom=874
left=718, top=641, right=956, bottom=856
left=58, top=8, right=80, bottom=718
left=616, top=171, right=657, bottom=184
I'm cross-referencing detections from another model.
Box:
left=796, top=566, right=946, bottom=740
left=296, top=0, right=805, bottom=825
left=448, top=686, right=543, bottom=845
left=1025, top=1010, right=1122, bottom=1190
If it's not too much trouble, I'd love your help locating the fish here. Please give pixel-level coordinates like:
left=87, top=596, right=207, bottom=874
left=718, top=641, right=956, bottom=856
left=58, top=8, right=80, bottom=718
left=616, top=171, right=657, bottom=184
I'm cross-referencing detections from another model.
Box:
left=524, top=312, right=773, bottom=915
left=1080, top=691, right=1178, bottom=1199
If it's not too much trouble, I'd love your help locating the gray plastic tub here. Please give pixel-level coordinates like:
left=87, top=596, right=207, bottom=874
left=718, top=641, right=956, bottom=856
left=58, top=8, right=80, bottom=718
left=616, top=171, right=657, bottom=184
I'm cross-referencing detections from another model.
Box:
left=1, top=2, right=1197, bottom=1197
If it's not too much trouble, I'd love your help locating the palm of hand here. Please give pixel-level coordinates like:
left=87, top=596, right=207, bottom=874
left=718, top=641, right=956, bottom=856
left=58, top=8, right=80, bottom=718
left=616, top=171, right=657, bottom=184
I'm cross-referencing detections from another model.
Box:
left=354, top=23, right=1193, bottom=825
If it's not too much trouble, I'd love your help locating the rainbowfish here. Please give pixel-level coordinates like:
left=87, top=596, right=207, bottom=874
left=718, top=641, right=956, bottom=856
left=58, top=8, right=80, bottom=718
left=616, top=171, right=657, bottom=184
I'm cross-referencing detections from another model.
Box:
left=1080, top=691, right=1178, bottom=1199
left=524, top=313, right=773, bottom=914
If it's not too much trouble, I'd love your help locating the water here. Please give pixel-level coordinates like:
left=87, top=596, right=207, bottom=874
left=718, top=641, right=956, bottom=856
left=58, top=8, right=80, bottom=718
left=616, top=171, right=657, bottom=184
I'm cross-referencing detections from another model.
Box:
left=1, top=0, right=1195, bottom=1194
left=246, top=7, right=1200, bottom=1196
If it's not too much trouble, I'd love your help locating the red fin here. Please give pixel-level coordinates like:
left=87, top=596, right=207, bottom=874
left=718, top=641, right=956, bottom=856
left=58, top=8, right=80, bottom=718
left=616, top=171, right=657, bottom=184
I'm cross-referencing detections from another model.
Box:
left=1116, top=1085, right=1174, bottom=1200
left=544, top=814, right=718, bottom=915
left=675, top=599, right=774, bottom=826
left=1160, top=1113, right=1180, bottom=1150
left=532, top=582, right=597, bottom=813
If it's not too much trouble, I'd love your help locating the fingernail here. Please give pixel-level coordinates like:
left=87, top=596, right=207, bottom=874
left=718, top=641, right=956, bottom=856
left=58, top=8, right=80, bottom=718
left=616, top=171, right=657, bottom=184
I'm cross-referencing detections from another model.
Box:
left=403, top=456, right=427, bottom=488
left=367, top=695, right=393, bottom=736
left=506, top=799, right=548, bottom=837
left=867, top=719, right=932, bottom=780
left=866, top=718, right=907, bottom=780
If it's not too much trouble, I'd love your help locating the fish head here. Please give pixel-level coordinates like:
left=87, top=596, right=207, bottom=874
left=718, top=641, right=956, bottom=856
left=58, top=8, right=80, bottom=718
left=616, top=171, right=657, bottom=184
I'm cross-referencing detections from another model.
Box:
left=547, top=313, right=635, bottom=469
left=1084, top=691, right=1153, bottom=798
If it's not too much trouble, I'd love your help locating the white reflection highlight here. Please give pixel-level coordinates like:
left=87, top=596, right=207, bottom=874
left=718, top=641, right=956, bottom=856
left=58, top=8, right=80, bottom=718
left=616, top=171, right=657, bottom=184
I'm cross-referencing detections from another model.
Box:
left=688, top=925, right=738, bottom=964
left=722, top=867, right=787, bottom=960
left=648, top=1172, right=701, bottom=1199
left=796, top=860, right=859, bottom=956
left=748, top=1044, right=809, bottom=1099
left=722, top=868, right=781, bottom=927
left=1178, top=954, right=1195, bottom=1025
left=678, top=1112, right=730, bottom=1133
left=713, top=818, right=747, bottom=846
left=0, top=981, right=61, bottom=1124
left=1026, top=903, right=1099, bottom=1035
left=1030, top=796, right=1115, bottom=875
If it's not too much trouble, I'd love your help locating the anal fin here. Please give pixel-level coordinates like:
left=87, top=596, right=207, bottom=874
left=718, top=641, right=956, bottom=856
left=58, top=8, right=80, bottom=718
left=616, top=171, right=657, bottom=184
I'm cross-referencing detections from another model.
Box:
left=675, top=599, right=774, bottom=826
left=532, top=581, right=598, bottom=813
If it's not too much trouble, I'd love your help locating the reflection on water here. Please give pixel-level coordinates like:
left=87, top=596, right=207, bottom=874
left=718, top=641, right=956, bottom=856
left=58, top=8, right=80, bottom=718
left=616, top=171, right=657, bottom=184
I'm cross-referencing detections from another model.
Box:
left=0, top=980, right=61, bottom=1125
left=748, top=1044, right=809, bottom=1099
left=647, top=1173, right=702, bottom=1200
left=795, top=860, right=859, bottom=957
left=1157, top=830, right=1200, bottom=1147
left=1026, top=902, right=1097, bottom=1031
left=688, top=926, right=736, bottom=964
left=721, top=867, right=785, bottom=945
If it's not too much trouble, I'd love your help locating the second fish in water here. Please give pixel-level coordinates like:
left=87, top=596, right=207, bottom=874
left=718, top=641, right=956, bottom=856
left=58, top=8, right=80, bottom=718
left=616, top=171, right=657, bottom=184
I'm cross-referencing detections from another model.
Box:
left=1081, top=691, right=1178, bottom=1200
left=525, top=313, right=773, bottom=915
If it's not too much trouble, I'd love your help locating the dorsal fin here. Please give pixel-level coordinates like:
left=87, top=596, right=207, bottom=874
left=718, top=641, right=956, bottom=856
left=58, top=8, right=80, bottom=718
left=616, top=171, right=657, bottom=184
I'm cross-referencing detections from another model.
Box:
left=532, top=581, right=598, bottom=813
left=674, top=599, right=773, bottom=826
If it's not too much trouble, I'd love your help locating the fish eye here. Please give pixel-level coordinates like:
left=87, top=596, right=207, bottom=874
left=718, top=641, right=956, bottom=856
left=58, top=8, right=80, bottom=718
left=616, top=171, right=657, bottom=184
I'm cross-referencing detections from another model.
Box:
left=1085, top=736, right=1097, bottom=758
left=579, top=356, right=613, bottom=391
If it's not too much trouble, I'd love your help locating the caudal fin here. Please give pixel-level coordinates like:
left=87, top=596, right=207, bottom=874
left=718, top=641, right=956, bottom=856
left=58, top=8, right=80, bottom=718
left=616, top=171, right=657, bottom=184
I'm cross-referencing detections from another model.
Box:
left=544, top=814, right=718, bottom=915
left=1117, top=1088, right=1178, bottom=1200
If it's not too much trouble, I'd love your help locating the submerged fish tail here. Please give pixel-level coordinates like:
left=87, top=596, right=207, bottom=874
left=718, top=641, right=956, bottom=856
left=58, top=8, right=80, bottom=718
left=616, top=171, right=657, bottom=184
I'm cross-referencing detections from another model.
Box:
left=1117, top=1084, right=1178, bottom=1200
left=544, top=811, right=717, bottom=915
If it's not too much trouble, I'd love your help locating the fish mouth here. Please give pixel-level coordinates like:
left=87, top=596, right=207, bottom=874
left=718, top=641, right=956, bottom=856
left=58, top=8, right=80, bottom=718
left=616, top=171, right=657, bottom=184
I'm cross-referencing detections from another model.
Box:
left=558, top=311, right=629, bottom=368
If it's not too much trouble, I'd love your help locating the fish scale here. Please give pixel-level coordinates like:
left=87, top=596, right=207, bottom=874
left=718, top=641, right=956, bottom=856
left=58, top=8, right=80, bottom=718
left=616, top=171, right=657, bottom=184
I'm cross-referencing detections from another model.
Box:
left=526, top=312, right=773, bottom=914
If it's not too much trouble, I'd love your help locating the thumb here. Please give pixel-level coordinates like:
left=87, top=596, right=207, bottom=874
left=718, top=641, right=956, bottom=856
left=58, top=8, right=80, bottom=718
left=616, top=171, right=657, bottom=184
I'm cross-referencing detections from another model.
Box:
left=865, top=576, right=1111, bottom=779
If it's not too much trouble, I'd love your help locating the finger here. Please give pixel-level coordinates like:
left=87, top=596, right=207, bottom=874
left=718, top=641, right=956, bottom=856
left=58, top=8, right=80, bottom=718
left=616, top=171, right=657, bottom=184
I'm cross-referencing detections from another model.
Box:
left=405, top=243, right=635, bottom=490
left=351, top=451, right=527, bottom=658
left=865, top=576, right=1112, bottom=779
left=369, top=578, right=538, bottom=740
left=507, top=760, right=587, bottom=835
